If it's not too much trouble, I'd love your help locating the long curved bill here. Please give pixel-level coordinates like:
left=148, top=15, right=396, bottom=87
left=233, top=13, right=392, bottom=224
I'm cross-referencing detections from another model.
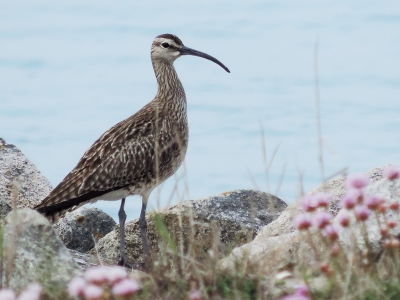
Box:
left=179, top=45, right=230, bottom=73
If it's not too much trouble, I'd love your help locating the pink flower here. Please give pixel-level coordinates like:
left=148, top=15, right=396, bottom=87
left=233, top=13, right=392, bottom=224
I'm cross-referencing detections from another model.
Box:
left=341, top=189, right=362, bottom=209
left=17, top=292, right=37, bottom=300
left=281, top=295, right=310, bottom=300
left=112, top=278, right=140, bottom=297
left=0, top=289, right=16, bottom=300
left=68, top=277, right=86, bottom=297
left=391, top=238, right=400, bottom=248
left=388, top=219, right=397, bottom=229
left=18, top=284, right=42, bottom=300
left=380, top=226, right=388, bottom=236
left=347, top=173, right=370, bottom=189
left=384, top=238, right=391, bottom=249
left=294, top=214, right=312, bottom=231
left=390, top=201, right=399, bottom=211
left=25, top=284, right=42, bottom=295
left=84, top=266, right=109, bottom=285
left=354, top=205, right=371, bottom=221
left=83, top=285, right=103, bottom=300
left=336, top=210, right=350, bottom=227
left=301, top=195, right=318, bottom=212
left=384, top=238, right=400, bottom=249
left=330, top=243, right=340, bottom=257
left=281, top=293, right=310, bottom=300
left=294, top=286, right=308, bottom=296
left=281, top=285, right=309, bottom=299
left=188, top=290, right=202, bottom=300
left=313, top=211, right=333, bottom=229
left=365, top=194, right=382, bottom=210
left=106, top=266, right=127, bottom=284
left=315, top=193, right=332, bottom=208
left=319, top=262, right=334, bottom=276
left=379, top=203, right=387, bottom=213
left=383, top=165, right=400, bottom=181
left=323, top=224, right=340, bottom=241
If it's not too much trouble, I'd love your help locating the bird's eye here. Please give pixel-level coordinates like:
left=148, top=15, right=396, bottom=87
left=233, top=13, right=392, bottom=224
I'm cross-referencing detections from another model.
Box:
left=161, top=42, right=170, bottom=48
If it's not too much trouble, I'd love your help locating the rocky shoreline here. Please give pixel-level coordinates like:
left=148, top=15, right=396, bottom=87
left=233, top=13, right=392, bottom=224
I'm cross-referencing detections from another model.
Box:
left=0, top=139, right=288, bottom=287
left=1, top=137, right=398, bottom=299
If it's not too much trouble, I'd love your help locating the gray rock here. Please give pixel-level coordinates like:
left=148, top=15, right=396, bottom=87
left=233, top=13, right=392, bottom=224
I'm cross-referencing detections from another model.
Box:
left=54, top=207, right=116, bottom=253
left=0, top=138, right=52, bottom=209
left=189, top=189, right=286, bottom=233
left=3, top=208, right=80, bottom=296
left=95, top=189, right=287, bottom=263
left=68, top=249, right=108, bottom=271
left=0, top=198, right=11, bottom=219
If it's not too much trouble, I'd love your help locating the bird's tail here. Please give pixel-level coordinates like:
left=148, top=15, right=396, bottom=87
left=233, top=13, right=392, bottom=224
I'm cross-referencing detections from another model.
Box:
left=36, top=198, right=89, bottom=224
left=35, top=174, right=124, bottom=223
left=35, top=186, right=113, bottom=223
left=36, top=207, right=67, bottom=224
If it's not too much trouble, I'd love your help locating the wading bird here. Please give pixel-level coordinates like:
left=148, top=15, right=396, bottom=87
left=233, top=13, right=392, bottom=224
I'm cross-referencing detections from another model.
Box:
left=35, top=33, right=230, bottom=268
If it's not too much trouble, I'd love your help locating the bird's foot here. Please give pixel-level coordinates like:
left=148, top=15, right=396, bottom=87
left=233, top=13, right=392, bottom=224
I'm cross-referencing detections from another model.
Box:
left=118, top=256, right=145, bottom=271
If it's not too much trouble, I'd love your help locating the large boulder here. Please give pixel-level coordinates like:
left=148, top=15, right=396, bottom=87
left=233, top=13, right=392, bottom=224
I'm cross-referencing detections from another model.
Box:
left=0, top=138, right=119, bottom=272
left=0, top=138, right=52, bottom=209
left=95, top=189, right=287, bottom=263
left=68, top=249, right=115, bottom=271
left=3, top=209, right=80, bottom=296
left=54, top=207, right=116, bottom=253
left=254, top=166, right=386, bottom=241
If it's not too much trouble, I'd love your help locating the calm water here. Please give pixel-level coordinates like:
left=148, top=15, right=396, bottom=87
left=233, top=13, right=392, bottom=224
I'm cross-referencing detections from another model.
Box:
left=1, top=0, right=400, bottom=220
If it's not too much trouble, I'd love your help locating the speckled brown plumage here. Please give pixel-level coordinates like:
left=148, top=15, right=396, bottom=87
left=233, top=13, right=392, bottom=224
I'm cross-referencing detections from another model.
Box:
left=35, top=33, right=229, bottom=268
left=36, top=35, right=189, bottom=223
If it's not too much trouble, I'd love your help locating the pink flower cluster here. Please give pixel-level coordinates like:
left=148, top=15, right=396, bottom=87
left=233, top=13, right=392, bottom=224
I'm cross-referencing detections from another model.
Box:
left=382, top=165, right=400, bottom=181
left=301, top=193, right=332, bottom=212
left=68, top=266, right=140, bottom=299
left=294, top=193, right=334, bottom=232
left=0, top=283, right=42, bottom=300
left=281, top=285, right=310, bottom=300
left=339, top=169, right=400, bottom=247
left=346, top=173, right=370, bottom=190
left=340, top=167, right=400, bottom=222
left=294, top=192, right=342, bottom=263
left=292, top=169, right=400, bottom=282
left=340, top=173, right=373, bottom=223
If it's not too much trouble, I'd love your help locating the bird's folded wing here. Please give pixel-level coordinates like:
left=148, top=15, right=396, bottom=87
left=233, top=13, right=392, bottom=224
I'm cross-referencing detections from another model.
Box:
left=34, top=119, right=181, bottom=211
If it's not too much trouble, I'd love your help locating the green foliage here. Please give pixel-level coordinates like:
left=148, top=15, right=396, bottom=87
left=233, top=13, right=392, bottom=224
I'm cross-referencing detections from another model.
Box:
left=215, top=274, right=258, bottom=300
left=358, top=281, right=400, bottom=300
left=152, top=213, right=177, bottom=253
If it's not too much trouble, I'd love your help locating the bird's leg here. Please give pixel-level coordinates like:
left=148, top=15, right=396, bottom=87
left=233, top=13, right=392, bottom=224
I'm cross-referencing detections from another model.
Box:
left=117, top=198, right=128, bottom=266
left=139, top=200, right=151, bottom=269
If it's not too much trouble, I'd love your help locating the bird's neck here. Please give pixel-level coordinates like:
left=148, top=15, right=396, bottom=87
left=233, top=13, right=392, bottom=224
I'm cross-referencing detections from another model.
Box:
left=152, top=59, right=186, bottom=103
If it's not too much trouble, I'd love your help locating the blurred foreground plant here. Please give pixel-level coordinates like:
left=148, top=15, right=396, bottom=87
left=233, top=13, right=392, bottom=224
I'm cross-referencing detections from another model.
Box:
left=292, top=166, right=400, bottom=300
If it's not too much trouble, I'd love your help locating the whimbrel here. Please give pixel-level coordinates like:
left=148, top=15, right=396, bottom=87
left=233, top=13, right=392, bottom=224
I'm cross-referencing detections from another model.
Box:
left=35, top=34, right=230, bottom=268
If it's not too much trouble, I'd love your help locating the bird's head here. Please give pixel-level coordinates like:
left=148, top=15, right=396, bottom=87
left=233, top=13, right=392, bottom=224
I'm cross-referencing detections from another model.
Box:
left=151, top=33, right=230, bottom=73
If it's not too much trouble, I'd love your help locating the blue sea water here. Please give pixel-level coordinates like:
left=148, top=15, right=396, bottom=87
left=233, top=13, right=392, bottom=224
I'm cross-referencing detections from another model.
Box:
left=1, top=0, right=400, bottom=221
